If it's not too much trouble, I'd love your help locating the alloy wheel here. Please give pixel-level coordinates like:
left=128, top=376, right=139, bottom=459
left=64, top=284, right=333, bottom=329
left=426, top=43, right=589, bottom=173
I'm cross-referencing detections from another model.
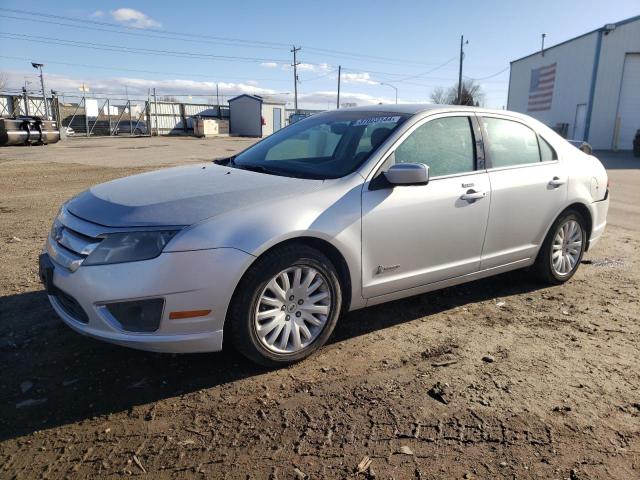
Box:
left=254, top=266, right=332, bottom=354
left=551, top=219, right=583, bottom=276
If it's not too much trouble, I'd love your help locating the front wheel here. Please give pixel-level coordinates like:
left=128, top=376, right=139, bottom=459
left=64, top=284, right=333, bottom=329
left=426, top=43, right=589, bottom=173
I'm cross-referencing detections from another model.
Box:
left=533, top=210, right=586, bottom=284
left=227, top=245, right=342, bottom=367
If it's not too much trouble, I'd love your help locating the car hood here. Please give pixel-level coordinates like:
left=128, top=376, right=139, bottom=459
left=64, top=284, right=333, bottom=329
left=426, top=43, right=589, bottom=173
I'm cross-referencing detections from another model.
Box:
left=66, top=163, right=324, bottom=227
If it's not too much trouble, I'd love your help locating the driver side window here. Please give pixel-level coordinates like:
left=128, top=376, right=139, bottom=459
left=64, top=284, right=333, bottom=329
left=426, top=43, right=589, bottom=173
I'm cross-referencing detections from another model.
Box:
left=394, top=116, right=475, bottom=177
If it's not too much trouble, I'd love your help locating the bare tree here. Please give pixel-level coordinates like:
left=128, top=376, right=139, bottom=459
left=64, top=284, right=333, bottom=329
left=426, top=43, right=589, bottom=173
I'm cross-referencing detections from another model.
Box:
left=429, top=86, right=448, bottom=105
left=429, top=79, right=485, bottom=106
left=0, top=72, right=7, bottom=91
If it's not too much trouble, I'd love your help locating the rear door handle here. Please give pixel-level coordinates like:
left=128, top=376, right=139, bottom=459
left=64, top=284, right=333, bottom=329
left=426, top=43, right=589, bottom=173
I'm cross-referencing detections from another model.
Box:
left=549, top=176, right=566, bottom=187
left=460, top=190, right=487, bottom=201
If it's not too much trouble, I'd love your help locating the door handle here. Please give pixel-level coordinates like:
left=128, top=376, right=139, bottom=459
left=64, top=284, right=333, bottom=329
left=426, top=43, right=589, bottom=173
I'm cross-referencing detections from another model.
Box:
left=460, top=189, right=486, bottom=201
left=549, top=176, right=566, bottom=187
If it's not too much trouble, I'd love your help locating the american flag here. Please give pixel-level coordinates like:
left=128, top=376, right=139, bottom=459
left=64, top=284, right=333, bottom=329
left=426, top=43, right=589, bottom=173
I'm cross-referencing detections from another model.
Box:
left=527, top=63, right=556, bottom=112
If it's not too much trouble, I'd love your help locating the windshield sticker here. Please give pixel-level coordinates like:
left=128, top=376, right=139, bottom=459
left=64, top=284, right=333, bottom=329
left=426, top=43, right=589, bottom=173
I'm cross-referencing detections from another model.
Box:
left=352, top=116, right=401, bottom=126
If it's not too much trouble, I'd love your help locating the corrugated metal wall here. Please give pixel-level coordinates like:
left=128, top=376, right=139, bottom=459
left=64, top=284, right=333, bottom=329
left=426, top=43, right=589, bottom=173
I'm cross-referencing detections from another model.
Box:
left=0, top=96, right=13, bottom=116
left=0, top=95, right=54, bottom=118
left=508, top=17, right=640, bottom=149
left=2, top=92, right=230, bottom=137
left=508, top=32, right=597, bottom=140
left=149, top=102, right=183, bottom=134
left=149, top=102, right=229, bottom=134
left=590, top=19, right=640, bottom=149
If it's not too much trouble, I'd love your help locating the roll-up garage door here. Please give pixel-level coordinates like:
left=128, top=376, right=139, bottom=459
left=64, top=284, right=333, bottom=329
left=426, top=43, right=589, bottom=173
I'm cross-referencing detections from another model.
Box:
left=616, top=53, right=640, bottom=150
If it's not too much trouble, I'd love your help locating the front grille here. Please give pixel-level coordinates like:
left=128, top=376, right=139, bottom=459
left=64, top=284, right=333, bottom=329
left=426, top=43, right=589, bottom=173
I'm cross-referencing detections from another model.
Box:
left=57, top=226, right=101, bottom=257
left=54, top=289, right=89, bottom=323
left=47, top=209, right=103, bottom=271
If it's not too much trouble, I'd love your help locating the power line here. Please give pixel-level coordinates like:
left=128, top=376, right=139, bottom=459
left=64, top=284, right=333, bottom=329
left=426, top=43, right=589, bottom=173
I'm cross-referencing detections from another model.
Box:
left=1, top=13, right=286, bottom=52
left=0, top=54, right=292, bottom=83
left=391, top=55, right=459, bottom=82
left=0, top=7, right=468, bottom=68
left=0, top=7, right=288, bottom=49
left=464, top=66, right=510, bottom=81
left=0, top=32, right=289, bottom=63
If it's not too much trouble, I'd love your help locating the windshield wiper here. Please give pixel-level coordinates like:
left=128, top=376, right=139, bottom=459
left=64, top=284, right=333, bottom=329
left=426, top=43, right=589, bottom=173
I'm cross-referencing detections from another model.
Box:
left=213, top=155, right=236, bottom=166
left=236, top=163, right=284, bottom=176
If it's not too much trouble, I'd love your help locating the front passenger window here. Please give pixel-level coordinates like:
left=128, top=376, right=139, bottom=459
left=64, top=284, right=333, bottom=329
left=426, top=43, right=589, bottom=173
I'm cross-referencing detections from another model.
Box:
left=394, top=116, right=475, bottom=177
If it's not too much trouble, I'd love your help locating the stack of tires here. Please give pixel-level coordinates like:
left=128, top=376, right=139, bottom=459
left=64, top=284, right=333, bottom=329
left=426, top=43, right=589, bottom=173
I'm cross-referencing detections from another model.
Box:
left=633, top=129, right=640, bottom=158
left=0, top=116, right=60, bottom=146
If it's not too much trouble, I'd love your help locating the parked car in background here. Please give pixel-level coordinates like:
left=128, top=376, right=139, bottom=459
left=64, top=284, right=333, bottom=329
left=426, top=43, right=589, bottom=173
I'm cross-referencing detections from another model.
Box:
left=114, top=120, right=148, bottom=136
left=568, top=140, right=593, bottom=154
left=288, top=113, right=311, bottom=124
left=40, top=105, right=609, bottom=366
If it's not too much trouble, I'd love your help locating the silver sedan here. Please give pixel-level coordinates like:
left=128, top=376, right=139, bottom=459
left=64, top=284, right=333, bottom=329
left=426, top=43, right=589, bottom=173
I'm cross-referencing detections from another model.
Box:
left=40, top=105, right=609, bottom=366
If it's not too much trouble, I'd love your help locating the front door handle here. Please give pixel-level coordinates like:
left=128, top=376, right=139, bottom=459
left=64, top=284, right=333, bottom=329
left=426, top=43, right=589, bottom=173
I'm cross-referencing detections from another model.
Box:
left=549, top=176, right=566, bottom=187
left=460, top=189, right=486, bottom=201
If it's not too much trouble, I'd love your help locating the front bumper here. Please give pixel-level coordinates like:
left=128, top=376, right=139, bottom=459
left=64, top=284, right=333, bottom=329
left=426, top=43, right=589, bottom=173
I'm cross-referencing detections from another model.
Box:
left=41, top=247, right=254, bottom=353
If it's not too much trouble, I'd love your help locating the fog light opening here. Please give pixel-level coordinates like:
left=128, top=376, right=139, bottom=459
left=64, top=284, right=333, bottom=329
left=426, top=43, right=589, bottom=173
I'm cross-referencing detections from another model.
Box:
left=105, top=298, right=164, bottom=333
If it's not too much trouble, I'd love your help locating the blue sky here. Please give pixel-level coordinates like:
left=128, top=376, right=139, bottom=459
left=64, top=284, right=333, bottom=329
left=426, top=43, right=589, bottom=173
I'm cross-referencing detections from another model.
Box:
left=1, top=0, right=638, bottom=109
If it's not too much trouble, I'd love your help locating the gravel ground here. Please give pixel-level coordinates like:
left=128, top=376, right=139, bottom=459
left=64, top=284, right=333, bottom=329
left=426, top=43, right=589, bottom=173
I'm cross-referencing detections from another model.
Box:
left=0, top=139, right=638, bottom=479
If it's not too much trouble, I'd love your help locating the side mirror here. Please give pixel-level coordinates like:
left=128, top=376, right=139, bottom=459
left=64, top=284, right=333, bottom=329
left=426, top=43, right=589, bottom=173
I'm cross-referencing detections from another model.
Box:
left=384, top=162, right=429, bottom=186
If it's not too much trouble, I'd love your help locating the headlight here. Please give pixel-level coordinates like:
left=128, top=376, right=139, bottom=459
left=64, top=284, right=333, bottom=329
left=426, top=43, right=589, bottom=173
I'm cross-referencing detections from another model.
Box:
left=83, top=230, right=179, bottom=266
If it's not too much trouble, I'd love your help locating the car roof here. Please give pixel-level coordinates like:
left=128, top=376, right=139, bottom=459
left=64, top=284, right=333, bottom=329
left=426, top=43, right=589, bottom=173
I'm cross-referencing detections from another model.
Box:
left=337, top=103, right=525, bottom=118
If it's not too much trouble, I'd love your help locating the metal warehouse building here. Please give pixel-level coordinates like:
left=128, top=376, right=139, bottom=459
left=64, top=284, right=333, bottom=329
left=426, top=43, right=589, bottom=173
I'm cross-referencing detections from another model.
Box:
left=507, top=15, right=640, bottom=150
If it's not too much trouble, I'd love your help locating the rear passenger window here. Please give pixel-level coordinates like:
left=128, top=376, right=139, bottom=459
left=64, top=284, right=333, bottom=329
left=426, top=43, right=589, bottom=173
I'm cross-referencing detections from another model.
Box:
left=539, top=136, right=558, bottom=161
left=483, top=117, right=541, bottom=167
left=394, top=116, right=475, bottom=177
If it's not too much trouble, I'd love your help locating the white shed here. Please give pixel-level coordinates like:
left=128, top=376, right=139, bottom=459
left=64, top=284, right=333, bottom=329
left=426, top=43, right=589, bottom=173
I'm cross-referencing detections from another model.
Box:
left=508, top=15, right=640, bottom=150
left=228, top=95, right=286, bottom=137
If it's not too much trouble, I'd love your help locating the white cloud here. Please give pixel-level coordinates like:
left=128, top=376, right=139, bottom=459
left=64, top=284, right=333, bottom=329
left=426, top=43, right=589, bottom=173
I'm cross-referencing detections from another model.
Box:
left=298, top=90, right=392, bottom=108
left=341, top=72, right=378, bottom=85
left=296, top=63, right=331, bottom=73
left=90, top=10, right=104, bottom=18
left=3, top=71, right=402, bottom=110
left=260, top=62, right=279, bottom=69
left=110, top=8, right=161, bottom=29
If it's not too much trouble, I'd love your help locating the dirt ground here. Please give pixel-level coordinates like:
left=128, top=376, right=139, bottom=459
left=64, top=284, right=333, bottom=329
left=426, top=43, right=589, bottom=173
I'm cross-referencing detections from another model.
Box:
left=0, top=137, right=638, bottom=479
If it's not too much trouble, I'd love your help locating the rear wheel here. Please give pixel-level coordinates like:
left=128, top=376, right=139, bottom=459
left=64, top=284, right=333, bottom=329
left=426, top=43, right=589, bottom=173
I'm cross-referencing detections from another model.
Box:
left=227, top=245, right=342, bottom=367
left=533, top=210, right=586, bottom=284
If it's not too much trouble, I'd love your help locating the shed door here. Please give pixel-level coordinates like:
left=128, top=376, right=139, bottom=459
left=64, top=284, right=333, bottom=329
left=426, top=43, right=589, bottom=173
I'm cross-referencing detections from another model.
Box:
left=273, top=108, right=282, bottom=133
left=616, top=53, right=640, bottom=150
left=573, top=104, right=587, bottom=141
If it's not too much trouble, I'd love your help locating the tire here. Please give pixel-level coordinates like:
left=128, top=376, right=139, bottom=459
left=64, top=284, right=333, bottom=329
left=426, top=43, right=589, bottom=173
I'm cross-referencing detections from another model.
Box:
left=227, top=245, right=342, bottom=367
left=533, top=209, right=587, bottom=285
left=134, top=128, right=142, bottom=136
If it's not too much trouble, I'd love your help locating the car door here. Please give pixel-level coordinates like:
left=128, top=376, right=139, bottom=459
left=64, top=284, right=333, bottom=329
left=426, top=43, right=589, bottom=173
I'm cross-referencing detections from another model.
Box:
left=361, top=114, right=491, bottom=298
left=478, top=115, right=568, bottom=270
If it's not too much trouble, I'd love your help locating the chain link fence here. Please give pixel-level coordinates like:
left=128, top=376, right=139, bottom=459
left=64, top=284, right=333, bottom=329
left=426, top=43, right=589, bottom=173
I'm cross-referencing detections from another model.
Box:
left=1, top=90, right=230, bottom=137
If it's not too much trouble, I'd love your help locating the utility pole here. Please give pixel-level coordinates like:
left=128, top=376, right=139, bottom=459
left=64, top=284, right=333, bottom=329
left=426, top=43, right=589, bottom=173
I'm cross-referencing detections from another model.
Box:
left=22, top=86, right=30, bottom=116
left=31, top=62, right=49, bottom=119
left=336, top=65, right=341, bottom=109
left=291, top=45, right=301, bottom=113
left=153, top=87, right=158, bottom=136
left=541, top=33, right=547, bottom=56
left=457, top=35, right=468, bottom=105
left=216, top=83, right=220, bottom=108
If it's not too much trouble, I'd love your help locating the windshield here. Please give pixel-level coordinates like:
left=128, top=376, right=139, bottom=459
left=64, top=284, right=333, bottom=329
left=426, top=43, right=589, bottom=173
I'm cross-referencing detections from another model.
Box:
left=232, top=111, right=409, bottom=179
